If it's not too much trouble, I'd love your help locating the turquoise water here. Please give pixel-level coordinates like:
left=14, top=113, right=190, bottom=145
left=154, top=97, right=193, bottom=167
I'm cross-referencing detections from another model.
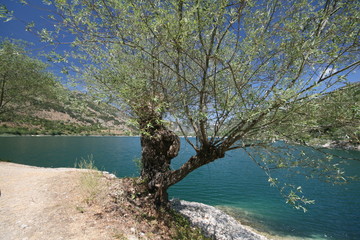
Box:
left=0, top=136, right=359, bottom=240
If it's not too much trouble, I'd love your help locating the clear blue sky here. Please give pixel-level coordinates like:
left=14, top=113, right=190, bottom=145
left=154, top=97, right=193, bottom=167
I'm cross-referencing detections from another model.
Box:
left=1, top=0, right=359, bottom=86
left=0, top=0, right=59, bottom=53
left=0, top=0, right=72, bottom=84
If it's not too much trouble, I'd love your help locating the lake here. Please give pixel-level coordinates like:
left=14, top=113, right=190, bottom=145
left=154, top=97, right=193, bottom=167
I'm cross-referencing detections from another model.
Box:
left=1, top=136, right=359, bottom=240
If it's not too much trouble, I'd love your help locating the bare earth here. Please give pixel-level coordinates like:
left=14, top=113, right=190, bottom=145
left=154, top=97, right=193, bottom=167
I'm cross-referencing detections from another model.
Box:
left=0, top=162, right=273, bottom=240
left=0, top=162, right=119, bottom=240
left=0, top=162, right=205, bottom=240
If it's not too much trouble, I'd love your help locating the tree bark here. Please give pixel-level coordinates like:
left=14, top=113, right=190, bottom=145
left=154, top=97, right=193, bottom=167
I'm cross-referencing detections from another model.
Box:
left=168, top=143, right=225, bottom=189
left=140, top=122, right=226, bottom=206
left=138, top=105, right=225, bottom=207
left=138, top=108, right=180, bottom=206
left=0, top=74, right=7, bottom=110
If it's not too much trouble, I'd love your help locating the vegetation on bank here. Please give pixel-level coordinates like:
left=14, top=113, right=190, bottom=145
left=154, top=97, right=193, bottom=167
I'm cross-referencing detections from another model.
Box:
left=0, top=116, right=104, bottom=136
left=0, top=40, right=136, bottom=136
left=0, top=87, right=137, bottom=136
left=0, top=116, right=130, bottom=136
left=75, top=157, right=211, bottom=240
left=0, top=39, right=58, bottom=115
left=277, top=82, right=360, bottom=148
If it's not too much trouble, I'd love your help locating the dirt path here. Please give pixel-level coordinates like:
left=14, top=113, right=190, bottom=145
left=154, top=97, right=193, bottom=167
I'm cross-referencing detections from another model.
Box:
left=0, top=162, right=185, bottom=240
left=0, top=162, right=115, bottom=240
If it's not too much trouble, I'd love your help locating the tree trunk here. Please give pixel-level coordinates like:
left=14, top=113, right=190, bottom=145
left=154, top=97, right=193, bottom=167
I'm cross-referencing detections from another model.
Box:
left=138, top=106, right=225, bottom=207
left=140, top=125, right=226, bottom=206
left=139, top=113, right=180, bottom=206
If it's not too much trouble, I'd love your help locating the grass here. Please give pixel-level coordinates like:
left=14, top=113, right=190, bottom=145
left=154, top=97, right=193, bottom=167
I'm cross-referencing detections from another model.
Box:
left=75, top=155, right=103, bottom=205
left=113, top=232, right=128, bottom=240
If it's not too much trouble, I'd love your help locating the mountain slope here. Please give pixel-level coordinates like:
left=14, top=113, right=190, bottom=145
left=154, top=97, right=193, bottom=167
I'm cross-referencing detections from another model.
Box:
left=0, top=90, right=136, bottom=136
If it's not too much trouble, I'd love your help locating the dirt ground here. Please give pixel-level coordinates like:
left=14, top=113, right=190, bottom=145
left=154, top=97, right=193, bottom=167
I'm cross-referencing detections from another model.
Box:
left=0, top=162, right=192, bottom=240
left=0, top=162, right=116, bottom=239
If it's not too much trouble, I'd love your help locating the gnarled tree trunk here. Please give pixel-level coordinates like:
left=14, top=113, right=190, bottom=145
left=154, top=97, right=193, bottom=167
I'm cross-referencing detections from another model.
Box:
left=138, top=106, right=180, bottom=206
left=140, top=127, right=180, bottom=206
left=138, top=105, right=225, bottom=207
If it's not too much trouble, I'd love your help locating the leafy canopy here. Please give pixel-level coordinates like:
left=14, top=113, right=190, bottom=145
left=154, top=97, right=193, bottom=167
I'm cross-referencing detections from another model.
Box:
left=47, top=0, right=359, bottom=141
left=0, top=39, right=59, bottom=115
left=42, top=0, right=359, bottom=210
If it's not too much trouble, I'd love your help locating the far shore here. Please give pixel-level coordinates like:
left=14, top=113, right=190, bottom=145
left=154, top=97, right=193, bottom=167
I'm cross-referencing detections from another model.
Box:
left=318, top=140, right=360, bottom=151
left=1, top=134, right=359, bottom=152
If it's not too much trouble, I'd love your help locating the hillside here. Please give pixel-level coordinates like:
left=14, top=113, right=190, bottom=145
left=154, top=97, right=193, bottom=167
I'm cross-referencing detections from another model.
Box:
left=0, top=90, right=136, bottom=136
left=275, top=82, right=360, bottom=150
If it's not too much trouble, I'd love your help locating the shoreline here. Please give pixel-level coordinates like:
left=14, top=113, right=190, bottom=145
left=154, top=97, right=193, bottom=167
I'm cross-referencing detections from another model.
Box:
left=171, top=199, right=268, bottom=240
left=1, top=162, right=271, bottom=240
left=2, top=134, right=358, bottom=152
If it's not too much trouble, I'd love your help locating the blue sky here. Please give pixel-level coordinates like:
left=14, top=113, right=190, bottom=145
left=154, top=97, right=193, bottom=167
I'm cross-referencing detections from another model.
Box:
left=0, top=0, right=72, bottom=84
left=1, top=0, right=359, bottom=87
left=0, top=0, right=58, bottom=52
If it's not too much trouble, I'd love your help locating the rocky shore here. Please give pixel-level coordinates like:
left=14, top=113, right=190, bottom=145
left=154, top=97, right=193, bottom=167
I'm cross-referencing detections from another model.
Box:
left=171, top=199, right=268, bottom=240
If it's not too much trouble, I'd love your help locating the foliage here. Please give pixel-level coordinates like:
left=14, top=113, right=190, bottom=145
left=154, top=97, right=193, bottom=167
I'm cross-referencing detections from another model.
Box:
left=305, top=83, right=359, bottom=144
left=0, top=4, right=13, bottom=22
left=0, top=39, right=59, bottom=115
left=265, top=82, right=360, bottom=146
left=132, top=157, right=143, bottom=175
left=42, top=0, right=360, bottom=210
left=0, top=115, right=102, bottom=135
left=0, top=88, right=135, bottom=136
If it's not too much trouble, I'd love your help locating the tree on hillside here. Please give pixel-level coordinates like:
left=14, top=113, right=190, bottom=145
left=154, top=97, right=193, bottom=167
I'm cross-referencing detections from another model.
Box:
left=0, top=40, right=59, bottom=115
left=44, top=0, right=359, bottom=209
left=317, top=83, right=360, bottom=144
left=281, top=82, right=360, bottom=145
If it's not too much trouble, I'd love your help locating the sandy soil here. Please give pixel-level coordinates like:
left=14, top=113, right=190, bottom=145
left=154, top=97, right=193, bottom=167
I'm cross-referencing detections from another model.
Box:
left=0, top=162, right=198, bottom=240
left=0, top=162, right=119, bottom=240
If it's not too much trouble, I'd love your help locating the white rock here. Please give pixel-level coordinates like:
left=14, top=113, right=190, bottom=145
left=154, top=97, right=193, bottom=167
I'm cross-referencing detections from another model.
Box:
left=171, top=199, right=268, bottom=240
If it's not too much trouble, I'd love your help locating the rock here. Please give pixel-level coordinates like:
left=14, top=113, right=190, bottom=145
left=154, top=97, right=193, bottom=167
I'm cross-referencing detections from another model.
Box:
left=102, top=171, right=117, bottom=179
left=171, top=199, right=267, bottom=240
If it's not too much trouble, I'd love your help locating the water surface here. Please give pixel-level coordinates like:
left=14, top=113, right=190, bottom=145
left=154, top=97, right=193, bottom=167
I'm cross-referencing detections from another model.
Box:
left=0, top=136, right=359, bottom=240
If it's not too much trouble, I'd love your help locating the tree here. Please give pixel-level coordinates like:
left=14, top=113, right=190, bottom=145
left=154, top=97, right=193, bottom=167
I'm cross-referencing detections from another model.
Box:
left=0, top=40, right=58, bottom=115
left=46, top=0, right=359, bottom=208
left=281, top=82, right=360, bottom=144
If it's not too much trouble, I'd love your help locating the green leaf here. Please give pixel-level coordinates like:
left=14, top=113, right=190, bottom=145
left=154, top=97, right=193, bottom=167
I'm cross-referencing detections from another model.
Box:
left=19, top=0, right=28, bottom=5
left=0, top=4, right=13, bottom=21
left=4, top=16, right=13, bottom=22
left=42, top=0, right=53, bottom=5
left=25, top=21, right=35, bottom=31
